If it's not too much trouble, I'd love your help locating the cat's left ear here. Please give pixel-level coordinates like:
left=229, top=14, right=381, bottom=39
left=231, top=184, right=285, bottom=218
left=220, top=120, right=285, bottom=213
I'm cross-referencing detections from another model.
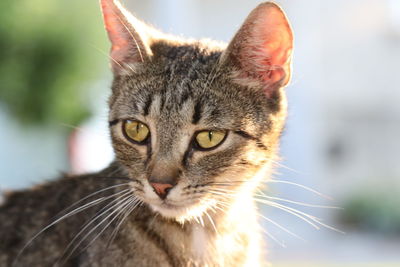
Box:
left=221, top=3, right=293, bottom=96
left=100, top=0, right=152, bottom=74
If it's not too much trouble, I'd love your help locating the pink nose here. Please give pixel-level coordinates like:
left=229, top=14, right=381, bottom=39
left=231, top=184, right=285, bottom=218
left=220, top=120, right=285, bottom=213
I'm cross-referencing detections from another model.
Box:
left=150, top=183, right=174, bottom=199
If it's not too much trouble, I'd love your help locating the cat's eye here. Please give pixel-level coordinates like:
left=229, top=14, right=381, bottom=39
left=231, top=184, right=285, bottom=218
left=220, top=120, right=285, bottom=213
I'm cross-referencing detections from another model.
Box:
left=123, top=120, right=150, bottom=144
left=195, top=130, right=227, bottom=150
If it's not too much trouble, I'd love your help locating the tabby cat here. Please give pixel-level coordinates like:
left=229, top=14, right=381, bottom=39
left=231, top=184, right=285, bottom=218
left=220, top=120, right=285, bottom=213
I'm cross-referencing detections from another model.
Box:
left=0, top=0, right=293, bottom=266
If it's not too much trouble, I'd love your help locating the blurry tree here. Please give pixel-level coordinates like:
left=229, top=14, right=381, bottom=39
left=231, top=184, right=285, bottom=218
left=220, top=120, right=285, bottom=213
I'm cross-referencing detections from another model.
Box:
left=340, top=185, right=400, bottom=235
left=0, top=0, right=106, bottom=127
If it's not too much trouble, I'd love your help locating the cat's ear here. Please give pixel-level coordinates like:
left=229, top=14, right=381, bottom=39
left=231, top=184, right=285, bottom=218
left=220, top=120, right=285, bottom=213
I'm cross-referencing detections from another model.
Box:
left=222, top=3, right=293, bottom=96
left=100, top=0, right=152, bottom=74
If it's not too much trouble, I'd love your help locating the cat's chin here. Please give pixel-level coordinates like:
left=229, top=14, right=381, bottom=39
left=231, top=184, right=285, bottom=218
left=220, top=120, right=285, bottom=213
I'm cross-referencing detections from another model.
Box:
left=149, top=200, right=216, bottom=223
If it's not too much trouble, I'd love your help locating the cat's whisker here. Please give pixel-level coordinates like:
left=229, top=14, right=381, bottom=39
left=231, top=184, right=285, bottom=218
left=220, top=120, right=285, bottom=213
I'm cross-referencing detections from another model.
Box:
left=58, top=194, right=134, bottom=264
left=265, top=157, right=304, bottom=175
left=260, top=227, right=286, bottom=248
left=57, top=191, right=133, bottom=257
left=213, top=193, right=237, bottom=205
left=207, top=204, right=218, bottom=215
left=211, top=187, right=342, bottom=234
left=204, top=210, right=219, bottom=235
left=208, top=194, right=237, bottom=209
left=89, top=44, right=127, bottom=70
left=212, top=199, right=232, bottom=211
left=192, top=215, right=201, bottom=225
left=78, top=198, right=135, bottom=252
left=255, top=193, right=341, bottom=210
left=213, top=198, right=295, bottom=244
left=89, top=188, right=138, bottom=221
left=254, top=197, right=344, bottom=233
left=198, top=215, right=205, bottom=227
left=212, top=202, right=228, bottom=214
left=12, top=187, right=131, bottom=266
left=54, top=183, right=131, bottom=219
left=208, top=187, right=239, bottom=196
left=267, top=179, right=333, bottom=200
left=258, top=213, right=305, bottom=241
left=255, top=198, right=320, bottom=229
left=211, top=179, right=332, bottom=201
left=257, top=198, right=321, bottom=221
left=107, top=164, right=128, bottom=178
left=208, top=190, right=236, bottom=198
left=110, top=6, right=144, bottom=64
left=57, top=122, right=87, bottom=133
left=60, top=203, right=134, bottom=266
left=85, top=188, right=138, bottom=226
left=213, top=187, right=339, bottom=210
left=106, top=198, right=143, bottom=248
left=81, top=197, right=139, bottom=254
left=203, top=60, right=221, bottom=91
left=103, top=176, right=133, bottom=181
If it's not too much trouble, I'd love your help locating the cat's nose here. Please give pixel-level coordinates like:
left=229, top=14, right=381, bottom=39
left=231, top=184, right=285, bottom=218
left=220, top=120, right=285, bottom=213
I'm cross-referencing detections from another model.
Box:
left=150, top=182, right=174, bottom=199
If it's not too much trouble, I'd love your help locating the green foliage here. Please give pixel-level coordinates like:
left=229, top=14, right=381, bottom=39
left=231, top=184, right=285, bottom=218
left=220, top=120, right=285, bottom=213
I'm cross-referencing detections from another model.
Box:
left=0, top=0, right=107, bottom=127
left=340, top=186, right=400, bottom=235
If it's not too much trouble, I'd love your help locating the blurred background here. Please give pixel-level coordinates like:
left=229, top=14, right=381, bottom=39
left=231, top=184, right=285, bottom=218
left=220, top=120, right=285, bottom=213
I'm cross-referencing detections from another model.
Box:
left=1, top=0, right=399, bottom=266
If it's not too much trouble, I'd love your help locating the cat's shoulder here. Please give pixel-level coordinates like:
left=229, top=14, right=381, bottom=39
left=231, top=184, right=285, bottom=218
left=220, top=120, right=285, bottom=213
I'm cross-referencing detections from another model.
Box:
left=0, top=164, right=123, bottom=222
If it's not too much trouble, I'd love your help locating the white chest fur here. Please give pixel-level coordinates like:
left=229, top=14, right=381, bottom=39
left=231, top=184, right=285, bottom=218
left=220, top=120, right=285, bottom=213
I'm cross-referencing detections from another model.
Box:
left=191, top=225, right=209, bottom=260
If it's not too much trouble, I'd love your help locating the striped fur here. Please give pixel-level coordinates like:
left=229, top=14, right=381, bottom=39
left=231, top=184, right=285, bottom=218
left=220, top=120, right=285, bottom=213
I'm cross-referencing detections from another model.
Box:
left=0, top=1, right=293, bottom=266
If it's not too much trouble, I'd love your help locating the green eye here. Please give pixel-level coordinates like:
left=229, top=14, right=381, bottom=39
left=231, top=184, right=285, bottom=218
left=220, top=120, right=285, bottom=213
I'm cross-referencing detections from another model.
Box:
left=123, top=120, right=150, bottom=143
left=195, top=130, right=227, bottom=149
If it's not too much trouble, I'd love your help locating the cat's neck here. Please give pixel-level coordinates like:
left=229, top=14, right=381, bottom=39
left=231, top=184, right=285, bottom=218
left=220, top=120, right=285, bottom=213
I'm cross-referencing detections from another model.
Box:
left=129, top=190, right=261, bottom=266
left=188, top=192, right=261, bottom=266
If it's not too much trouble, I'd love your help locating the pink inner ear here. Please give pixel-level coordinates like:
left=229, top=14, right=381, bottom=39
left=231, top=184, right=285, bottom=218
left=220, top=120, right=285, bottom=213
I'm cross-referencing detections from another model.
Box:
left=256, top=9, right=292, bottom=85
left=103, top=10, right=129, bottom=61
left=101, top=0, right=146, bottom=70
left=102, top=0, right=128, bottom=63
left=260, top=31, right=292, bottom=85
left=233, top=4, right=293, bottom=91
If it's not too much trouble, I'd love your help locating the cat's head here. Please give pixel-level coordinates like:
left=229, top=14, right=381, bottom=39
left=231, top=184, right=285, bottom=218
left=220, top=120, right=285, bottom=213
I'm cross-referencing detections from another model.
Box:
left=101, top=0, right=293, bottom=222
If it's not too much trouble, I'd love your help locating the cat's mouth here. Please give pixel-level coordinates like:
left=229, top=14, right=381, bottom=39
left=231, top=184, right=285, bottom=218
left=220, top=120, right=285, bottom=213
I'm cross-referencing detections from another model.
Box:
left=137, top=182, right=215, bottom=220
left=149, top=201, right=189, bottom=219
left=148, top=198, right=213, bottom=221
left=149, top=198, right=191, bottom=210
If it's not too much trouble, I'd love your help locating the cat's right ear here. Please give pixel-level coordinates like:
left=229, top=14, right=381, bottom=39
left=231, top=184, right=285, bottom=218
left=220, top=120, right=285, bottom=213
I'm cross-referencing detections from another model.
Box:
left=100, top=0, right=151, bottom=74
left=221, top=2, right=293, bottom=97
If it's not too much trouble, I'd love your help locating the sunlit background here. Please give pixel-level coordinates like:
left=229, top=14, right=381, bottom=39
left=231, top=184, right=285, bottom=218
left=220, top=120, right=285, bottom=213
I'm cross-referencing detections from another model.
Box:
left=1, top=0, right=400, bottom=266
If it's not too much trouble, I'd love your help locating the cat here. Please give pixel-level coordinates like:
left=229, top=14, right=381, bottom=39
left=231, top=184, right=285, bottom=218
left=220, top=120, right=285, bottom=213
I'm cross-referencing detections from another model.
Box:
left=0, top=0, right=293, bottom=266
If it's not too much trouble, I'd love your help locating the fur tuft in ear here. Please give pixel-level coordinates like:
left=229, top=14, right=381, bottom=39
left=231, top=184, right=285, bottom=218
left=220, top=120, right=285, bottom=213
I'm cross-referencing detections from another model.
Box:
left=222, top=2, right=293, bottom=96
left=100, top=0, right=152, bottom=74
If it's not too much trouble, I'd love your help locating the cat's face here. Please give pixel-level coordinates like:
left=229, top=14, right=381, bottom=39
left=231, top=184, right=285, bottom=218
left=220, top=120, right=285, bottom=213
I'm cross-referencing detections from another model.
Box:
left=101, top=0, right=293, bottom=221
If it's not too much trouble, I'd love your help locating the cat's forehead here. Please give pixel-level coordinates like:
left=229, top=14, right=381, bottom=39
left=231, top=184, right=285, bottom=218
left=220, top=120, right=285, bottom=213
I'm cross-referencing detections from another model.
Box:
left=110, top=73, right=238, bottom=128
left=109, top=41, right=270, bottom=133
left=112, top=47, right=225, bottom=116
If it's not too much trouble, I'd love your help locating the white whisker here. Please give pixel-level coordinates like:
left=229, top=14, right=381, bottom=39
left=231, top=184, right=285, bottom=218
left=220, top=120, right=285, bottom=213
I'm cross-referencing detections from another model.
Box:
left=254, top=198, right=320, bottom=229
left=106, top=198, right=143, bottom=248
left=82, top=197, right=139, bottom=253
left=55, top=184, right=130, bottom=218
left=12, top=187, right=130, bottom=266
left=255, top=190, right=340, bottom=210
left=204, top=211, right=219, bottom=235
left=267, top=180, right=333, bottom=200
left=260, top=227, right=286, bottom=248
left=58, top=194, right=134, bottom=264
left=258, top=214, right=304, bottom=241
